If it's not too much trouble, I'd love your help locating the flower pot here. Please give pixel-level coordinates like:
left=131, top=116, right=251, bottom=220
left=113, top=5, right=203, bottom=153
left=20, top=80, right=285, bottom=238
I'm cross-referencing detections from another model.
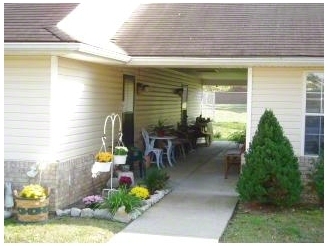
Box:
left=157, top=130, right=165, bottom=137
left=113, top=155, right=127, bottom=165
left=92, top=162, right=112, bottom=172
left=15, top=196, right=49, bottom=222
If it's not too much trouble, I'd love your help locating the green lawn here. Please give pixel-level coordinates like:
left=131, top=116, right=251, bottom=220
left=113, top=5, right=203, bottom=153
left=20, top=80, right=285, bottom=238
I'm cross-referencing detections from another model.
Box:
left=5, top=204, right=323, bottom=243
left=205, top=104, right=247, bottom=140
left=4, top=216, right=126, bottom=243
left=220, top=203, right=324, bottom=243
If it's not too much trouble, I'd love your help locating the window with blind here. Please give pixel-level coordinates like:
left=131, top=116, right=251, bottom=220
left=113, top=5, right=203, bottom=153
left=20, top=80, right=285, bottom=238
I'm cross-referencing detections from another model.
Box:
left=304, top=72, right=324, bottom=155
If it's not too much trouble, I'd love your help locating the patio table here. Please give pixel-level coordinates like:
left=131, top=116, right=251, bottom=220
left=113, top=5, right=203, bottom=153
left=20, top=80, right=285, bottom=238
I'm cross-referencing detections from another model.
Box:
left=149, top=135, right=177, bottom=167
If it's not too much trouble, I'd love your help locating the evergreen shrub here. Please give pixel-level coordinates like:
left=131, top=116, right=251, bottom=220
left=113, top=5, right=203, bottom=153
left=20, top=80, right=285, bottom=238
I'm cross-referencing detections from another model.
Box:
left=236, top=109, right=302, bottom=207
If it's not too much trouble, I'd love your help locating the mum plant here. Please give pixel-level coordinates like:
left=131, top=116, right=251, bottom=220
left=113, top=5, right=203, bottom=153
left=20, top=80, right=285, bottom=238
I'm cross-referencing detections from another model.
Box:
left=129, top=186, right=150, bottom=200
left=114, top=146, right=128, bottom=155
left=119, top=176, right=132, bottom=188
left=95, top=151, right=113, bottom=162
left=82, top=195, right=103, bottom=209
left=18, top=184, right=48, bottom=199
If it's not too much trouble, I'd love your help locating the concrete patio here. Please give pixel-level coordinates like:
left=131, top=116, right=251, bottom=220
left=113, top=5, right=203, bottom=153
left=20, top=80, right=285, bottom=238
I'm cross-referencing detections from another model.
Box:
left=109, top=140, right=240, bottom=244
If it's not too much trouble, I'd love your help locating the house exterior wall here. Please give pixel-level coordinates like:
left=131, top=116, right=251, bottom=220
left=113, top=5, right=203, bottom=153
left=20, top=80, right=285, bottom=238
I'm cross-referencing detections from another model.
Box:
left=4, top=56, right=125, bottom=210
left=133, top=67, right=202, bottom=148
left=251, top=67, right=323, bottom=156
left=54, top=57, right=124, bottom=160
left=4, top=56, right=52, bottom=161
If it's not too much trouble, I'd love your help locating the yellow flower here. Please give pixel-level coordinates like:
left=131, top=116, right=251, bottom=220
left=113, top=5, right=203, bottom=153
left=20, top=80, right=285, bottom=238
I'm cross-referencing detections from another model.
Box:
left=95, top=152, right=113, bottom=162
left=19, top=184, right=48, bottom=199
left=129, top=186, right=150, bottom=200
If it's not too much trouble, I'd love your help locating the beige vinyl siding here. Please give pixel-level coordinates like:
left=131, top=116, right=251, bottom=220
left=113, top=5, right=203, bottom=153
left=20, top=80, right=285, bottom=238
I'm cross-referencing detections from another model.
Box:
left=4, top=56, right=52, bottom=160
left=54, top=57, right=124, bottom=160
left=134, top=67, right=202, bottom=146
left=251, top=67, right=306, bottom=155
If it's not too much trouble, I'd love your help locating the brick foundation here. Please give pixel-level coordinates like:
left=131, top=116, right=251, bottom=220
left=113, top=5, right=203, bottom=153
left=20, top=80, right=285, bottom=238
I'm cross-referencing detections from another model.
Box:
left=4, top=154, right=111, bottom=211
left=4, top=154, right=321, bottom=210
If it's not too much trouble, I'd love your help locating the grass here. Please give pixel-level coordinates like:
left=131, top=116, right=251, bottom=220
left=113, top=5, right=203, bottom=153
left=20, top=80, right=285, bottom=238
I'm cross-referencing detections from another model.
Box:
left=212, top=121, right=246, bottom=140
left=203, top=104, right=247, bottom=140
left=220, top=203, right=324, bottom=243
left=4, top=216, right=126, bottom=243
left=5, top=203, right=323, bottom=243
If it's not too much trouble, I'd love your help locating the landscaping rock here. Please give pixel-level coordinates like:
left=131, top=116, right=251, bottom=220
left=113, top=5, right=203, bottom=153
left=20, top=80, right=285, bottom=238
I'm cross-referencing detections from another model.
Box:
left=71, top=207, right=81, bottom=217
left=57, top=188, right=172, bottom=222
left=113, top=206, right=131, bottom=223
left=94, top=209, right=112, bottom=220
left=56, top=208, right=71, bottom=217
left=129, top=208, right=143, bottom=220
left=81, top=208, right=94, bottom=218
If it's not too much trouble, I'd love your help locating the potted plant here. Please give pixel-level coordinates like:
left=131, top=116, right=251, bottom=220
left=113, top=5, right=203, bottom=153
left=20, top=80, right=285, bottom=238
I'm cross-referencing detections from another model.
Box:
left=93, top=151, right=113, bottom=172
left=154, top=119, right=166, bottom=136
left=113, top=146, right=128, bottom=165
left=14, top=184, right=50, bottom=222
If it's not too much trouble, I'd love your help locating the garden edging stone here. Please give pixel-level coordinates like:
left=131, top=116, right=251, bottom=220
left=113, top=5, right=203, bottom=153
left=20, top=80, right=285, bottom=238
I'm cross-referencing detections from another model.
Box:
left=55, top=189, right=172, bottom=223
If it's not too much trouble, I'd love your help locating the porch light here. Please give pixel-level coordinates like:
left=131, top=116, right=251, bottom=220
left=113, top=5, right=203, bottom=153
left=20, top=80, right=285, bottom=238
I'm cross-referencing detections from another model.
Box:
left=137, top=83, right=150, bottom=94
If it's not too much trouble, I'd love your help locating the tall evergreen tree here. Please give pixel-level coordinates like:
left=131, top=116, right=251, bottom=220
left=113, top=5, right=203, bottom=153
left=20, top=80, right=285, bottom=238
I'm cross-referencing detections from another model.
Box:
left=236, top=109, right=302, bottom=206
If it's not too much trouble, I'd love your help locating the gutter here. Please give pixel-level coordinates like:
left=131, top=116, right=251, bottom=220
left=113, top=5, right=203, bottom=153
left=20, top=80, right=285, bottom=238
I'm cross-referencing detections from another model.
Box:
left=126, top=57, right=324, bottom=67
left=4, top=43, right=131, bottom=65
left=4, top=43, right=323, bottom=68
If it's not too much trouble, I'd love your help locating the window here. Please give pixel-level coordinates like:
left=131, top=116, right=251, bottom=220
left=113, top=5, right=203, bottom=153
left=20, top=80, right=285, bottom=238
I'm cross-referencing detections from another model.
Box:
left=304, top=72, right=324, bottom=155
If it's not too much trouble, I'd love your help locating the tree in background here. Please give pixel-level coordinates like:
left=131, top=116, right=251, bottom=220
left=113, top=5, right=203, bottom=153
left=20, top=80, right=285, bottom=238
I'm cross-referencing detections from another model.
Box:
left=236, top=109, right=302, bottom=207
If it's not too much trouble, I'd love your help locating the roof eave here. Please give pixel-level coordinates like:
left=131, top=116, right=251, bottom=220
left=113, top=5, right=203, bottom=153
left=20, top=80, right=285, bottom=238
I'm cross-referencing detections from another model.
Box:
left=4, top=43, right=131, bottom=65
left=127, top=57, right=324, bottom=68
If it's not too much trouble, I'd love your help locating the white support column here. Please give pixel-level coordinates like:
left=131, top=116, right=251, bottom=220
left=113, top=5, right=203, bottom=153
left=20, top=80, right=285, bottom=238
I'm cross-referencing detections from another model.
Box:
left=246, top=67, right=253, bottom=151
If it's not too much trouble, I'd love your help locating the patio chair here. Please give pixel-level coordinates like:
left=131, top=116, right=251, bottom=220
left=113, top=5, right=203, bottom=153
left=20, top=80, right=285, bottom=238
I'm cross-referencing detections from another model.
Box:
left=141, top=128, right=164, bottom=169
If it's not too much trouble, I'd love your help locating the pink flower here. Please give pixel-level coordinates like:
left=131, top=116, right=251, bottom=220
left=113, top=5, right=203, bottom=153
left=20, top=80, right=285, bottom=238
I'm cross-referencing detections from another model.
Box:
left=82, top=195, right=103, bottom=209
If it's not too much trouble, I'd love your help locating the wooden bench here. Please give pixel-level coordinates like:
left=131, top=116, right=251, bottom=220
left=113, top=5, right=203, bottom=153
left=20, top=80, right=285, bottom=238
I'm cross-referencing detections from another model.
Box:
left=224, top=144, right=245, bottom=179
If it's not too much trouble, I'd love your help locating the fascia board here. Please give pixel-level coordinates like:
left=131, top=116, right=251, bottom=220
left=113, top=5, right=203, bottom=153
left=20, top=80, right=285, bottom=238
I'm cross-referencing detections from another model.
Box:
left=127, top=57, right=324, bottom=68
left=4, top=43, right=131, bottom=64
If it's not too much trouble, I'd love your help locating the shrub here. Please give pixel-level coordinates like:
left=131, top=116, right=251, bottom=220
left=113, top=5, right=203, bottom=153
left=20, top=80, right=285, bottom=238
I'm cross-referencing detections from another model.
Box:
left=311, top=150, right=324, bottom=203
left=228, top=128, right=246, bottom=144
left=100, top=186, right=142, bottom=214
left=213, top=131, right=221, bottom=139
left=236, top=109, right=302, bottom=207
left=139, top=167, right=170, bottom=195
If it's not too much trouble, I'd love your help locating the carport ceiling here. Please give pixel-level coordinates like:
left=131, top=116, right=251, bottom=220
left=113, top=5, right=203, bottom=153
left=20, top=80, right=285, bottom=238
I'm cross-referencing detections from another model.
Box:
left=172, top=68, right=247, bottom=86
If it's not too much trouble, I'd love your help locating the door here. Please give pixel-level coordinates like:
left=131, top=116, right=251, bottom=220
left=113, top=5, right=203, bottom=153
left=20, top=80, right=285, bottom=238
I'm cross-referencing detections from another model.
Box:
left=122, top=74, right=135, bottom=148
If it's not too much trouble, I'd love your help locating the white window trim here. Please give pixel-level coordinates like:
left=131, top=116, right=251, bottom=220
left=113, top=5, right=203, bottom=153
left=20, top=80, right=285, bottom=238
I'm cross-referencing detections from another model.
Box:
left=302, top=70, right=324, bottom=157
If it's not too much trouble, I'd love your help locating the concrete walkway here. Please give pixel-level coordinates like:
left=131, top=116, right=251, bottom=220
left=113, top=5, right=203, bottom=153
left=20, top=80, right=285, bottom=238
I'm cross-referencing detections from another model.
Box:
left=109, top=141, right=240, bottom=245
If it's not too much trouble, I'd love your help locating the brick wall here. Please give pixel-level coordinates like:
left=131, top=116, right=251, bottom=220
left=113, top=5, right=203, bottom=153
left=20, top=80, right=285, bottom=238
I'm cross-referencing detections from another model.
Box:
left=4, top=154, right=111, bottom=211
left=298, top=155, right=320, bottom=204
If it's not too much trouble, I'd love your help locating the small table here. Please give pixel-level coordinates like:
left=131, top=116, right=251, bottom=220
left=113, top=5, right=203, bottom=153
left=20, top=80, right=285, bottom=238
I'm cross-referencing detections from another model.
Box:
left=149, top=135, right=177, bottom=167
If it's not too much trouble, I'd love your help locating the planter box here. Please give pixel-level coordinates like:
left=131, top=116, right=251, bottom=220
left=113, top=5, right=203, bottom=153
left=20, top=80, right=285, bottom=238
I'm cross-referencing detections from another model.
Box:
left=92, top=162, right=112, bottom=172
left=15, top=196, right=49, bottom=222
left=113, top=155, right=127, bottom=165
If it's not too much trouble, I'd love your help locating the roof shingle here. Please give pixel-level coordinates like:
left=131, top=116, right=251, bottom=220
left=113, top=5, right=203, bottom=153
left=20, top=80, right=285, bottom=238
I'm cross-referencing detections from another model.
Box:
left=112, top=3, right=324, bottom=57
left=4, top=3, right=79, bottom=42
